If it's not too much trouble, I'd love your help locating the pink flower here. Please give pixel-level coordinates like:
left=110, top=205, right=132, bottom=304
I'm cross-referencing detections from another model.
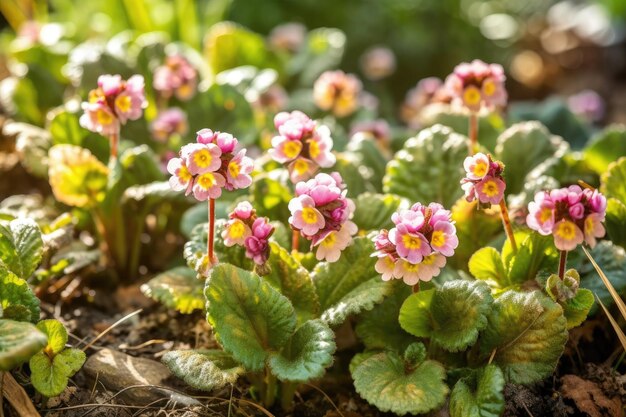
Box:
left=375, top=255, right=397, bottom=281
left=288, top=195, right=326, bottom=236
left=463, top=153, right=491, bottom=180
left=430, top=221, right=458, bottom=257
left=288, top=158, right=318, bottom=183
left=114, top=75, right=146, bottom=123
left=307, top=126, right=336, bottom=167
left=244, top=218, right=274, bottom=265
left=98, top=74, right=123, bottom=96
left=584, top=189, right=607, bottom=214
left=80, top=100, right=120, bottom=136
left=526, top=192, right=555, bottom=235
left=275, top=111, right=316, bottom=140
left=313, top=70, right=362, bottom=117
left=167, top=157, right=193, bottom=195
left=192, top=172, right=225, bottom=200
left=569, top=203, right=585, bottom=220
left=314, top=221, right=357, bottom=262
left=231, top=201, right=254, bottom=220
left=216, top=132, right=237, bottom=153
left=391, top=209, right=425, bottom=232
left=151, top=108, right=188, bottom=142
left=553, top=220, right=584, bottom=251
left=153, top=55, right=197, bottom=101
left=181, top=143, right=222, bottom=175
left=360, top=46, right=396, bottom=81
left=475, top=177, right=506, bottom=205
left=584, top=212, right=605, bottom=248
left=444, top=60, right=507, bottom=112
left=225, top=149, right=254, bottom=190
left=390, top=224, right=431, bottom=264
left=222, top=219, right=251, bottom=247
left=269, top=136, right=303, bottom=163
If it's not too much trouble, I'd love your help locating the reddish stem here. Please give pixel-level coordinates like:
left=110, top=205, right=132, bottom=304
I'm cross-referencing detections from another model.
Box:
left=412, top=282, right=421, bottom=293
left=558, top=250, right=568, bottom=279
left=208, top=198, right=215, bottom=264
left=468, top=112, right=478, bottom=155
left=109, top=131, right=119, bottom=162
left=499, top=199, right=517, bottom=254
left=292, top=229, right=300, bottom=253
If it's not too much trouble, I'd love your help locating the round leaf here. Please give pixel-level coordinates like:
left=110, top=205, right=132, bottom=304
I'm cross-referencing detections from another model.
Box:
left=0, top=268, right=40, bottom=323
left=36, top=319, right=68, bottom=355
left=162, top=349, right=244, bottom=391
left=0, top=319, right=47, bottom=371
left=352, top=193, right=408, bottom=231
left=601, top=157, right=626, bottom=203
left=30, top=348, right=86, bottom=397
left=398, top=289, right=435, bottom=339
left=562, top=288, right=594, bottom=329
left=449, top=365, right=505, bottom=417
left=140, top=267, right=205, bottom=314
left=584, top=126, right=626, bottom=174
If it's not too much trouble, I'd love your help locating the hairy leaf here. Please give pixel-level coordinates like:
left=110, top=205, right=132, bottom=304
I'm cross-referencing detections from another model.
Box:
left=0, top=218, right=43, bottom=279
left=0, top=319, right=47, bottom=371
left=0, top=268, right=40, bottom=323
left=30, top=348, right=86, bottom=397
left=141, top=267, right=205, bottom=314
left=352, top=193, right=407, bottom=231
left=36, top=319, right=68, bottom=355
left=584, top=126, right=626, bottom=174
left=562, top=289, right=594, bottom=329
left=449, top=365, right=505, bottom=417
left=605, top=198, right=626, bottom=249
left=162, top=349, right=244, bottom=391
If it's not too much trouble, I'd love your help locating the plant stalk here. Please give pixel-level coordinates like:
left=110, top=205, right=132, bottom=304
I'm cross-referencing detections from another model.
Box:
left=292, top=230, right=299, bottom=253
left=468, top=112, right=478, bottom=155
left=412, top=282, right=421, bottom=293
left=280, top=381, right=298, bottom=411
left=498, top=199, right=517, bottom=254
left=263, top=369, right=277, bottom=408
left=109, top=131, right=119, bottom=162
left=558, top=250, right=568, bottom=279
left=208, top=198, right=215, bottom=265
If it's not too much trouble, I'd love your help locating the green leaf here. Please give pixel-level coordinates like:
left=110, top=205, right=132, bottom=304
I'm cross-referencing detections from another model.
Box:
left=584, top=126, right=626, bottom=174
left=0, top=218, right=43, bottom=279
left=119, top=145, right=164, bottom=186
left=352, top=345, right=448, bottom=415
left=205, top=264, right=297, bottom=371
left=606, top=198, right=626, bottom=249
left=384, top=124, right=467, bottom=207
left=268, top=319, right=336, bottom=382
left=344, top=137, right=388, bottom=192
left=480, top=291, right=568, bottom=384
left=162, top=349, right=244, bottom=391
left=400, top=281, right=493, bottom=352
left=140, top=267, right=205, bottom=314
left=495, top=121, right=568, bottom=194
left=290, top=27, right=346, bottom=86
left=181, top=202, right=229, bottom=238
left=0, top=268, right=40, bottom=323
left=312, top=237, right=393, bottom=326
left=562, top=289, right=594, bottom=329
left=355, top=283, right=415, bottom=352
left=48, top=145, right=109, bottom=208
left=36, top=319, right=68, bottom=355
left=0, top=319, right=48, bottom=371
left=449, top=365, right=505, bottom=417
left=352, top=193, right=407, bottom=231
left=47, top=108, right=88, bottom=146
left=601, top=157, right=626, bottom=203
left=123, top=181, right=188, bottom=206
left=250, top=175, right=292, bottom=222
left=468, top=247, right=507, bottom=287
left=30, top=348, right=86, bottom=397
left=265, top=243, right=320, bottom=324
left=507, top=233, right=558, bottom=285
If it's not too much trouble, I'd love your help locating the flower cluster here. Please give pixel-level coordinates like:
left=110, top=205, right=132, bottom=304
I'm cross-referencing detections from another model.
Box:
left=401, top=77, right=448, bottom=128
left=527, top=185, right=607, bottom=251
left=372, top=203, right=458, bottom=285
left=461, top=153, right=506, bottom=206
left=444, top=60, right=507, bottom=112
left=313, top=70, right=362, bottom=117
left=153, top=55, right=197, bottom=101
left=167, top=129, right=254, bottom=201
left=288, top=173, right=357, bottom=262
left=151, top=108, right=188, bottom=143
left=222, top=201, right=274, bottom=271
left=269, top=111, right=335, bottom=183
left=80, top=74, right=146, bottom=135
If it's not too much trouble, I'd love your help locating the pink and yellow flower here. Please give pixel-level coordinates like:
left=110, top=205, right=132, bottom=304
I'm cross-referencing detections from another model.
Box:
left=313, top=70, right=362, bottom=117
left=151, top=108, right=188, bottom=143
left=153, top=55, right=198, bottom=101
left=445, top=60, right=507, bottom=112
left=288, top=195, right=326, bottom=236
left=166, top=157, right=193, bottom=195
left=192, top=172, right=225, bottom=200
left=222, top=219, right=251, bottom=247
left=182, top=143, right=222, bottom=175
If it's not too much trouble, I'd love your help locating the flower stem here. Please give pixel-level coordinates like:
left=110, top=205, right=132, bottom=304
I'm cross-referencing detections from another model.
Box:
left=499, top=199, right=517, bottom=254
left=412, top=282, right=421, bottom=293
left=468, top=112, right=478, bottom=155
left=208, top=198, right=215, bottom=264
left=109, top=131, right=119, bottom=162
left=292, top=229, right=299, bottom=253
left=558, top=250, right=568, bottom=279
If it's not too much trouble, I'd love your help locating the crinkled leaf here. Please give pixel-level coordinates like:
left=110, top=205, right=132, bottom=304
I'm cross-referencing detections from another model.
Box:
left=268, top=319, right=336, bottom=382
left=507, top=233, right=558, bottom=286
left=265, top=243, right=319, bottom=324
left=0, top=319, right=48, bottom=371
left=0, top=268, right=40, bottom=323
left=606, top=198, right=626, bottom=249
left=584, top=126, right=626, bottom=174
left=400, top=281, right=492, bottom=351
left=383, top=124, right=467, bottom=207
left=495, top=121, right=568, bottom=194
left=0, top=218, right=43, bottom=278
left=162, top=349, right=244, bottom=391
left=601, top=157, right=626, bottom=203
left=352, top=346, right=448, bottom=415
left=468, top=247, right=507, bottom=288
left=205, top=264, right=296, bottom=371
left=352, top=193, right=408, bottom=231
left=30, top=348, right=86, bottom=397
left=141, top=267, right=205, bottom=314
left=480, top=291, right=568, bottom=384
left=36, top=319, right=68, bottom=355
left=449, top=365, right=505, bottom=417
left=562, top=289, right=594, bottom=329
left=48, top=145, right=109, bottom=208
left=356, top=283, right=415, bottom=352
left=345, top=136, right=388, bottom=192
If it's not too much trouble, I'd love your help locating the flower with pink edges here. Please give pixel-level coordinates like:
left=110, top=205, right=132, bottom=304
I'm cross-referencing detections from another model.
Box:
left=167, top=129, right=254, bottom=201
left=313, top=70, right=362, bottom=117
left=526, top=185, right=607, bottom=251
left=372, top=202, right=458, bottom=286
left=444, top=60, right=507, bottom=112
left=80, top=74, right=146, bottom=135
left=401, top=77, right=449, bottom=129
left=151, top=108, right=188, bottom=143
left=461, top=153, right=507, bottom=207
left=153, top=55, right=198, bottom=101
left=269, top=111, right=336, bottom=183
left=289, top=173, right=357, bottom=262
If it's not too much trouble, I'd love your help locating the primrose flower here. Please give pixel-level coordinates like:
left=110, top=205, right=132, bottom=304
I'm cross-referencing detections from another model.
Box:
left=401, top=77, right=447, bottom=128
left=153, top=55, right=198, bottom=101
left=80, top=74, right=147, bottom=136
left=372, top=202, right=458, bottom=285
left=289, top=173, right=357, bottom=262
left=167, top=129, right=254, bottom=201
left=360, top=46, right=396, bottom=81
left=444, top=60, right=507, bottom=112
left=151, top=108, right=188, bottom=143
left=568, top=90, right=605, bottom=123
left=461, top=153, right=506, bottom=206
left=527, top=185, right=607, bottom=251
left=269, top=111, right=336, bottom=183
left=313, top=70, right=362, bottom=117
left=269, top=23, right=306, bottom=52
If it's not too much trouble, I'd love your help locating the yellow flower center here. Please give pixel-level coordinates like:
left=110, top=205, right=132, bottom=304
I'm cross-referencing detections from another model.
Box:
left=96, top=109, right=113, bottom=125
left=301, top=207, right=319, bottom=224
left=321, top=232, right=337, bottom=247
left=483, top=79, right=496, bottom=97
left=431, top=230, right=446, bottom=248
left=308, top=139, right=320, bottom=159
left=402, top=233, right=422, bottom=250
left=539, top=208, right=552, bottom=223
left=585, top=216, right=594, bottom=233
left=422, top=254, right=437, bottom=265
left=403, top=261, right=420, bottom=273
left=284, top=141, right=302, bottom=159
left=194, top=149, right=213, bottom=169
left=197, top=172, right=216, bottom=189
left=294, top=159, right=310, bottom=175
left=481, top=180, right=500, bottom=197
left=178, top=165, right=192, bottom=182
left=472, top=160, right=488, bottom=177
left=229, top=220, right=246, bottom=239
left=555, top=221, right=577, bottom=240
left=228, top=161, right=240, bottom=178
left=463, top=86, right=482, bottom=106
left=115, top=95, right=131, bottom=113
left=177, top=83, right=193, bottom=99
